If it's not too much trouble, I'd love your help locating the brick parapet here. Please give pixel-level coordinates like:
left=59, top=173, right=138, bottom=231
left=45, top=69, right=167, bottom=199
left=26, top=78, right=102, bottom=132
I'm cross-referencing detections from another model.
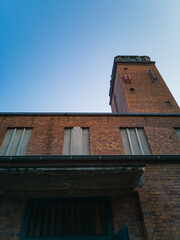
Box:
left=0, top=115, right=179, bottom=155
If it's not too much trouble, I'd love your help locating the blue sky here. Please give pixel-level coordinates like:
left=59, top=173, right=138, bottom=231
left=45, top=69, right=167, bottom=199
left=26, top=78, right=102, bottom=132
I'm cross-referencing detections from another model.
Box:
left=0, top=0, right=180, bottom=112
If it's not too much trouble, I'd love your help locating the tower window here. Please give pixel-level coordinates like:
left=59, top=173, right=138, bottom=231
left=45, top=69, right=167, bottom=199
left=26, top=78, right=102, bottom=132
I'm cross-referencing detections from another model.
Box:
left=0, top=128, right=32, bottom=156
left=124, top=67, right=128, bottom=70
left=120, top=128, right=151, bottom=155
left=63, top=127, right=90, bottom=155
left=21, top=198, right=113, bottom=239
left=166, top=101, right=172, bottom=106
left=130, top=88, right=135, bottom=92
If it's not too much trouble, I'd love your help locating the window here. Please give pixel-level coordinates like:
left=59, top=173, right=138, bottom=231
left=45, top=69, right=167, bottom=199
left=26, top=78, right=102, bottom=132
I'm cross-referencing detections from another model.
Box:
left=130, top=88, right=135, bottom=92
left=166, top=101, right=172, bottom=106
left=120, top=128, right=151, bottom=155
left=21, top=198, right=113, bottom=239
left=0, top=128, right=32, bottom=156
left=63, top=127, right=90, bottom=155
left=175, top=128, right=180, bottom=139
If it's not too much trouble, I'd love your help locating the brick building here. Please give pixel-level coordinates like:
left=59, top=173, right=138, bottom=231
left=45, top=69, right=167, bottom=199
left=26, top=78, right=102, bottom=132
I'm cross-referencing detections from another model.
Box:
left=0, top=56, right=180, bottom=240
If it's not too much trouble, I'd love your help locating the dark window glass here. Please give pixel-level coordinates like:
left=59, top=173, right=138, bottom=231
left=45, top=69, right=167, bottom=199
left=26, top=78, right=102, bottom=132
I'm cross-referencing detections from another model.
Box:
left=166, top=101, right=172, bottom=106
left=21, top=198, right=113, bottom=239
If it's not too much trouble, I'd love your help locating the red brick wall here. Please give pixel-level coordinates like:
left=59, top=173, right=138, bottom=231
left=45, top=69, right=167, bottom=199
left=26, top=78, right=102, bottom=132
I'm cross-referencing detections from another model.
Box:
left=111, top=63, right=180, bottom=113
left=0, top=197, right=25, bottom=240
left=112, top=192, right=146, bottom=239
left=0, top=115, right=179, bottom=155
left=138, top=163, right=180, bottom=240
left=0, top=114, right=180, bottom=239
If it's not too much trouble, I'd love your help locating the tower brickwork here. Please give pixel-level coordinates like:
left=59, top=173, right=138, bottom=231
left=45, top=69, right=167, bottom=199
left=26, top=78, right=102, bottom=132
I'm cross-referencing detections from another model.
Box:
left=0, top=56, right=180, bottom=240
left=109, top=56, right=180, bottom=113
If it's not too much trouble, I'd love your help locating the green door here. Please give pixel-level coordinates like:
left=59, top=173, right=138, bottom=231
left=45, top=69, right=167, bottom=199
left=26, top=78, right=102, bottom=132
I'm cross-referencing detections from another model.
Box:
left=113, top=226, right=130, bottom=240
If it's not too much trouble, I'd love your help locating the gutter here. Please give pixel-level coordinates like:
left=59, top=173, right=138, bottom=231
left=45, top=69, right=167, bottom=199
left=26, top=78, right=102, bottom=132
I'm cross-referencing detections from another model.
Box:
left=0, top=165, right=145, bottom=172
left=0, top=113, right=180, bottom=116
left=0, top=155, right=179, bottom=166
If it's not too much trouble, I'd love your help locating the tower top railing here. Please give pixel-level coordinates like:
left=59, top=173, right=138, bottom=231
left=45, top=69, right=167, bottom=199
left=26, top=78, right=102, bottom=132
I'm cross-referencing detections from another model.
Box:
left=114, top=55, right=152, bottom=63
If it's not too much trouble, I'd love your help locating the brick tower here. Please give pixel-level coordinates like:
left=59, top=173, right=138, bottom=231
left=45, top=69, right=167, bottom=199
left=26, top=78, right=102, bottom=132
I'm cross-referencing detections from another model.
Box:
left=109, top=56, right=180, bottom=113
left=0, top=55, right=180, bottom=240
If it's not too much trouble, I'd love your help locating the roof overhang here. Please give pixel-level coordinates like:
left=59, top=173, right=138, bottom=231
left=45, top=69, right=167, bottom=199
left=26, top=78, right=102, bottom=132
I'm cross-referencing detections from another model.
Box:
left=1, top=155, right=179, bottom=191
left=0, top=155, right=146, bottom=191
left=0, top=165, right=145, bottom=191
